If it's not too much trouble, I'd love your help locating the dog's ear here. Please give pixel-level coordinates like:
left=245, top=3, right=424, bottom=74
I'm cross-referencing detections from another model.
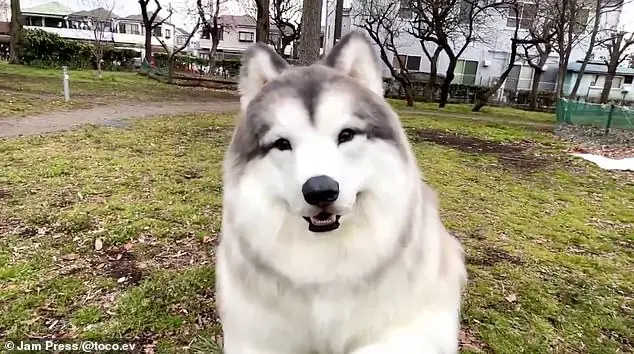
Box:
left=322, top=32, right=383, bottom=96
left=239, top=43, right=290, bottom=111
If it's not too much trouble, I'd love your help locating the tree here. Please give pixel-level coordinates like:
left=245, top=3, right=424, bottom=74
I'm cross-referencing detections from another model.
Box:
left=83, top=0, right=117, bottom=78
left=518, top=2, right=556, bottom=109
left=333, top=0, right=344, bottom=44
left=9, top=0, right=23, bottom=64
left=598, top=30, right=634, bottom=103
left=552, top=0, right=594, bottom=98
left=197, top=0, right=224, bottom=74
left=472, top=3, right=544, bottom=111
left=255, top=0, right=270, bottom=42
left=298, top=0, right=322, bottom=65
left=138, top=0, right=174, bottom=64
left=354, top=0, right=415, bottom=106
left=568, top=0, right=622, bottom=99
left=407, top=13, right=443, bottom=102
left=156, top=19, right=201, bottom=81
left=271, top=0, right=302, bottom=56
left=408, top=0, right=504, bottom=107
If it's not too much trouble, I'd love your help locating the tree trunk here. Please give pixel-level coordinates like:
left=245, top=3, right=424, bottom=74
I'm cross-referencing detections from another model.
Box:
left=439, top=57, right=457, bottom=108
left=96, top=55, right=103, bottom=78
left=400, top=79, right=414, bottom=107
left=556, top=58, right=567, bottom=99
left=256, top=0, right=270, bottom=43
left=423, top=47, right=442, bottom=102
left=299, top=0, right=322, bottom=65
left=473, top=38, right=521, bottom=112
left=9, top=0, right=23, bottom=64
left=529, top=68, right=543, bottom=110
left=144, top=25, right=153, bottom=64
left=600, top=68, right=616, bottom=104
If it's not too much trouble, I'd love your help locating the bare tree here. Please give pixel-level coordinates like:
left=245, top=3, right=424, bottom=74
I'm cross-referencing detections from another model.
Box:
left=518, top=1, right=556, bottom=109
left=472, top=3, right=545, bottom=111
left=197, top=0, right=224, bottom=74
left=552, top=0, right=594, bottom=98
left=598, top=30, right=634, bottom=103
left=298, top=0, right=322, bottom=65
left=138, top=0, right=174, bottom=64
left=271, top=0, right=302, bottom=56
left=568, top=0, right=623, bottom=99
left=354, top=0, right=415, bottom=106
left=155, top=19, right=201, bottom=81
left=82, top=0, right=117, bottom=78
left=9, top=0, right=23, bottom=64
left=255, top=0, right=271, bottom=42
left=407, top=13, right=442, bottom=102
left=408, top=0, right=504, bottom=107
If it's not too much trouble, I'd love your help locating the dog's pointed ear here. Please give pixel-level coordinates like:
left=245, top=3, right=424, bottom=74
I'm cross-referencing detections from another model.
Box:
left=239, top=43, right=290, bottom=111
left=322, top=32, right=383, bottom=96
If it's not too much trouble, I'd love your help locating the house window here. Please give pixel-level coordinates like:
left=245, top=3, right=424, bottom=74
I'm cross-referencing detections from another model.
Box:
left=517, top=66, right=534, bottom=90
left=153, top=25, right=162, bottom=37
left=392, top=55, right=421, bottom=71
left=453, top=60, right=478, bottom=85
left=202, top=27, right=210, bottom=39
left=406, top=56, right=421, bottom=71
left=119, top=23, right=140, bottom=35
left=399, top=0, right=413, bottom=20
left=625, top=76, right=633, bottom=84
left=165, top=29, right=171, bottom=39
left=239, top=31, right=255, bottom=42
left=507, top=2, right=537, bottom=29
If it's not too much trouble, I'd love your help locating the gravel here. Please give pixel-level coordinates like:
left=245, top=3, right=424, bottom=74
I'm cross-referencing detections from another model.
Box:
left=554, top=124, right=634, bottom=159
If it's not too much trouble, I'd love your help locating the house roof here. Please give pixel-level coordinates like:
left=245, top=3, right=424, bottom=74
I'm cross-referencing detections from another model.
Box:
left=71, top=8, right=119, bottom=20
left=22, top=1, right=73, bottom=16
left=567, top=61, right=634, bottom=76
left=175, top=26, right=189, bottom=35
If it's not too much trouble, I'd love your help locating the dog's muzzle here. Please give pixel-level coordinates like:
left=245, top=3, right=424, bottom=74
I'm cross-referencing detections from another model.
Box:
left=302, top=175, right=342, bottom=233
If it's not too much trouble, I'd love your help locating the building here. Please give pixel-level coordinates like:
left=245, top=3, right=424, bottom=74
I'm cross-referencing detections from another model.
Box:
left=8, top=1, right=177, bottom=59
left=175, top=26, right=200, bottom=55
left=564, top=61, right=634, bottom=102
left=198, top=15, right=284, bottom=60
left=327, top=0, right=625, bottom=99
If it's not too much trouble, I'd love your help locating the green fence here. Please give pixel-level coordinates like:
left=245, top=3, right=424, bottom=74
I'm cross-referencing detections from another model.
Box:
left=556, top=98, right=634, bottom=132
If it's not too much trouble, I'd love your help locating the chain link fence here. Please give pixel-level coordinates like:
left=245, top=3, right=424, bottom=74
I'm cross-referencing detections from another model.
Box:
left=556, top=98, right=634, bottom=133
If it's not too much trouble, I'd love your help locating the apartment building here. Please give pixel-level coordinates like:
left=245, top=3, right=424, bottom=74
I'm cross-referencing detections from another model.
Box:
left=327, top=0, right=625, bottom=98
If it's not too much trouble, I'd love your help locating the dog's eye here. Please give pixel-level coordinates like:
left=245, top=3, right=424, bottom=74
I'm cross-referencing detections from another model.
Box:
left=273, top=138, right=292, bottom=151
left=337, top=129, right=356, bottom=144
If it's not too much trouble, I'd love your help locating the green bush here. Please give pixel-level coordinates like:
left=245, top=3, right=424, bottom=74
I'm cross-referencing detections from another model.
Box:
left=20, top=28, right=138, bottom=70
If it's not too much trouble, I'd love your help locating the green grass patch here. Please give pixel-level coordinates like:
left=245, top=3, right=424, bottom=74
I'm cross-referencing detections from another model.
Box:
left=0, top=112, right=631, bottom=352
left=0, top=62, right=232, bottom=117
left=389, top=98, right=556, bottom=124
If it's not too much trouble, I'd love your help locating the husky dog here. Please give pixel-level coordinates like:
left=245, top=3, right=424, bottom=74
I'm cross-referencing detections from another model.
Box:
left=216, top=32, right=468, bottom=354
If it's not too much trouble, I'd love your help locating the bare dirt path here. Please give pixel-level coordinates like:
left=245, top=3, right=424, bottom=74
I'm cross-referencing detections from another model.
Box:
left=0, top=99, right=240, bottom=138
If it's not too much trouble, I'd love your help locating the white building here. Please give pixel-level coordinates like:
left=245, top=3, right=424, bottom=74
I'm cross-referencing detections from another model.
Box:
left=324, top=0, right=625, bottom=97
left=198, top=15, right=284, bottom=60
left=12, top=1, right=177, bottom=59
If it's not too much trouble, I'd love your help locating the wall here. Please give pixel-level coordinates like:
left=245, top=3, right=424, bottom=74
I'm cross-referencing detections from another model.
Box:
left=199, top=25, right=257, bottom=53
left=564, top=72, right=634, bottom=101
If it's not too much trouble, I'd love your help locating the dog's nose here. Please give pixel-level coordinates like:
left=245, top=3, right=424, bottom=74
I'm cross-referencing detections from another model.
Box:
left=302, top=175, right=339, bottom=207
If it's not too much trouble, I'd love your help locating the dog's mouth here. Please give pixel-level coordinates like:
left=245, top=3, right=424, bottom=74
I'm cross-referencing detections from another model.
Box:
left=302, top=211, right=341, bottom=233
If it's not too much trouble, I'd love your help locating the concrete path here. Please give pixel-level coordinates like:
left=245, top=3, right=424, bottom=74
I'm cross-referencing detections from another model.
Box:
left=0, top=100, right=240, bottom=138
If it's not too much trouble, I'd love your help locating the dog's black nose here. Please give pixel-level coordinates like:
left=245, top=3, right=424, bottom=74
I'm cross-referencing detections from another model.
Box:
left=302, top=175, right=339, bottom=207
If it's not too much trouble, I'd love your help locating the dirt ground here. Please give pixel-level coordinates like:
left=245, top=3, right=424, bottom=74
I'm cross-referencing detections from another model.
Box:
left=0, top=99, right=240, bottom=138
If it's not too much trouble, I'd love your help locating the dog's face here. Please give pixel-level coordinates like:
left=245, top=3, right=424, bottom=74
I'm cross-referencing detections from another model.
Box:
left=225, top=33, right=414, bottom=236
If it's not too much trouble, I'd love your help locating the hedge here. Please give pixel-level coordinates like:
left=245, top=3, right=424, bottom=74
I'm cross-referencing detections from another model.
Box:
left=20, top=28, right=138, bottom=70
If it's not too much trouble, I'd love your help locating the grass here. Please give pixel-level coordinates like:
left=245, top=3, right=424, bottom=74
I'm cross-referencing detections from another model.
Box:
left=0, top=62, right=232, bottom=118
left=0, top=109, right=632, bottom=352
left=389, top=98, right=556, bottom=124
